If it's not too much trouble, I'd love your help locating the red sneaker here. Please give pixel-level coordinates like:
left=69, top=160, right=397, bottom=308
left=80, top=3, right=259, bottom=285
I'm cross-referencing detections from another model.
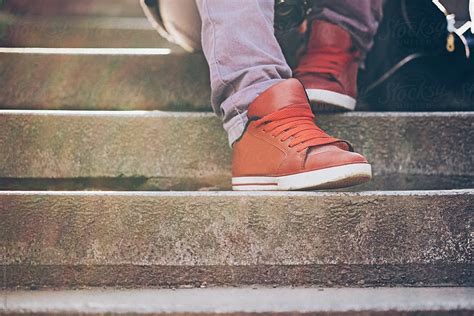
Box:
left=294, top=20, right=360, bottom=111
left=232, top=79, right=371, bottom=191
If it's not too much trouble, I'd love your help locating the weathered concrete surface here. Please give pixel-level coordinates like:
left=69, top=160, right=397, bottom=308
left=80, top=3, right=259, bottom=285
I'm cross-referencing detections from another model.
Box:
left=0, top=111, right=472, bottom=191
left=1, top=190, right=472, bottom=288
left=2, top=0, right=144, bottom=17
left=0, top=53, right=211, bottom=111
left=1, top=287, right=473, bottom=315
left=0, top=14, right=177, bottom=49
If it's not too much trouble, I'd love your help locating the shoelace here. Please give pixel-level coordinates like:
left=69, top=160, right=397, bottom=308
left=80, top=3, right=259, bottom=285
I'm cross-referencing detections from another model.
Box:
left=294, top=47, right=358, bottom=78
left=255, top=104, right=337, bottom=152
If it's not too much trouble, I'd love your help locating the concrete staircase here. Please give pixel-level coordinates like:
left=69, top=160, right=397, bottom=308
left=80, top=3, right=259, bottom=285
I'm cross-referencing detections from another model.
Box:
left=0, top=1, right=473, bottom=315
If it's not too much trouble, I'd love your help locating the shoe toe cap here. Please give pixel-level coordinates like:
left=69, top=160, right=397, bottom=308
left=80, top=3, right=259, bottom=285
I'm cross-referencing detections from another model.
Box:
left=305, top=145, right=368, bottom=170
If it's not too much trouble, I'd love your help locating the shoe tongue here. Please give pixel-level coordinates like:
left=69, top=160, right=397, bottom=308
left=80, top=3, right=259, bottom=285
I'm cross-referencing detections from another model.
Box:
left=247, top=79, right=310, bottom=118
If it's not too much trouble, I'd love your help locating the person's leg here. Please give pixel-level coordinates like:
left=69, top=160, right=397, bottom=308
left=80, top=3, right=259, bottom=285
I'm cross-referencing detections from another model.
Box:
left=311, top=0, right=383, bottom=57
left=195, top=0, right=292, bottom=145
left=145, top=0, right=372, bottom=190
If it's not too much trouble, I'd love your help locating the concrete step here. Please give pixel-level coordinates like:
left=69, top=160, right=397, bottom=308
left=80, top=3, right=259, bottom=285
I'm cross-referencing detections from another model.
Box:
left=1, top=0, right=143, bottom=17
left=0, top=13, right=178, bottom=49
left=2, top=287, right=473, bottom=315
left=1, top=190, right=472, bottom=288
left=0, top=51, right=210, bottom=111
left=1, top=50, right=471, bottom=112
left=0, top=111, right=472, bottom=191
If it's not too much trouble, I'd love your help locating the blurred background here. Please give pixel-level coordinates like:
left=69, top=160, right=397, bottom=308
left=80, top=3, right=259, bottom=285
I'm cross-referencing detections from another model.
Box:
left=0, top=0, right=210, bottom=112
left=0, top=0, right=167, bottom=48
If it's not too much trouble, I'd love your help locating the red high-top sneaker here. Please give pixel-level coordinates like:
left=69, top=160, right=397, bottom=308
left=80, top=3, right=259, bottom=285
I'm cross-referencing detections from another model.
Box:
left=294, top=20, right=360, bottom=111
left=232, top=79, right=371, bottom=191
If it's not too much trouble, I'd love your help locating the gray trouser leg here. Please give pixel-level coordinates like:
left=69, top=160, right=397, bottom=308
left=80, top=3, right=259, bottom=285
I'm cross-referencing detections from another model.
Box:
left=161, top=0, right=292, bottom=145
left=310, top=0, right=384, bottom=55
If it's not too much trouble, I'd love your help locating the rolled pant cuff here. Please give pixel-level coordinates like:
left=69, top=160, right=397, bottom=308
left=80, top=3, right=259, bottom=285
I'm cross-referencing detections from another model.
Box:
left=225, top=112, right=249, bottom=147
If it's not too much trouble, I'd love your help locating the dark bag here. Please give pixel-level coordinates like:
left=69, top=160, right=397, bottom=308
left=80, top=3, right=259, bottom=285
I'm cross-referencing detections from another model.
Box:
left=359, top=0, right=474, bottom=111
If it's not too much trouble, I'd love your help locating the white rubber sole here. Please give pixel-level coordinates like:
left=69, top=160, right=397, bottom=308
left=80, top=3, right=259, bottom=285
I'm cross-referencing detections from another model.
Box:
left=232, top=163, right=372, bottom=191
left=306, top=89, right=356, bottom=111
